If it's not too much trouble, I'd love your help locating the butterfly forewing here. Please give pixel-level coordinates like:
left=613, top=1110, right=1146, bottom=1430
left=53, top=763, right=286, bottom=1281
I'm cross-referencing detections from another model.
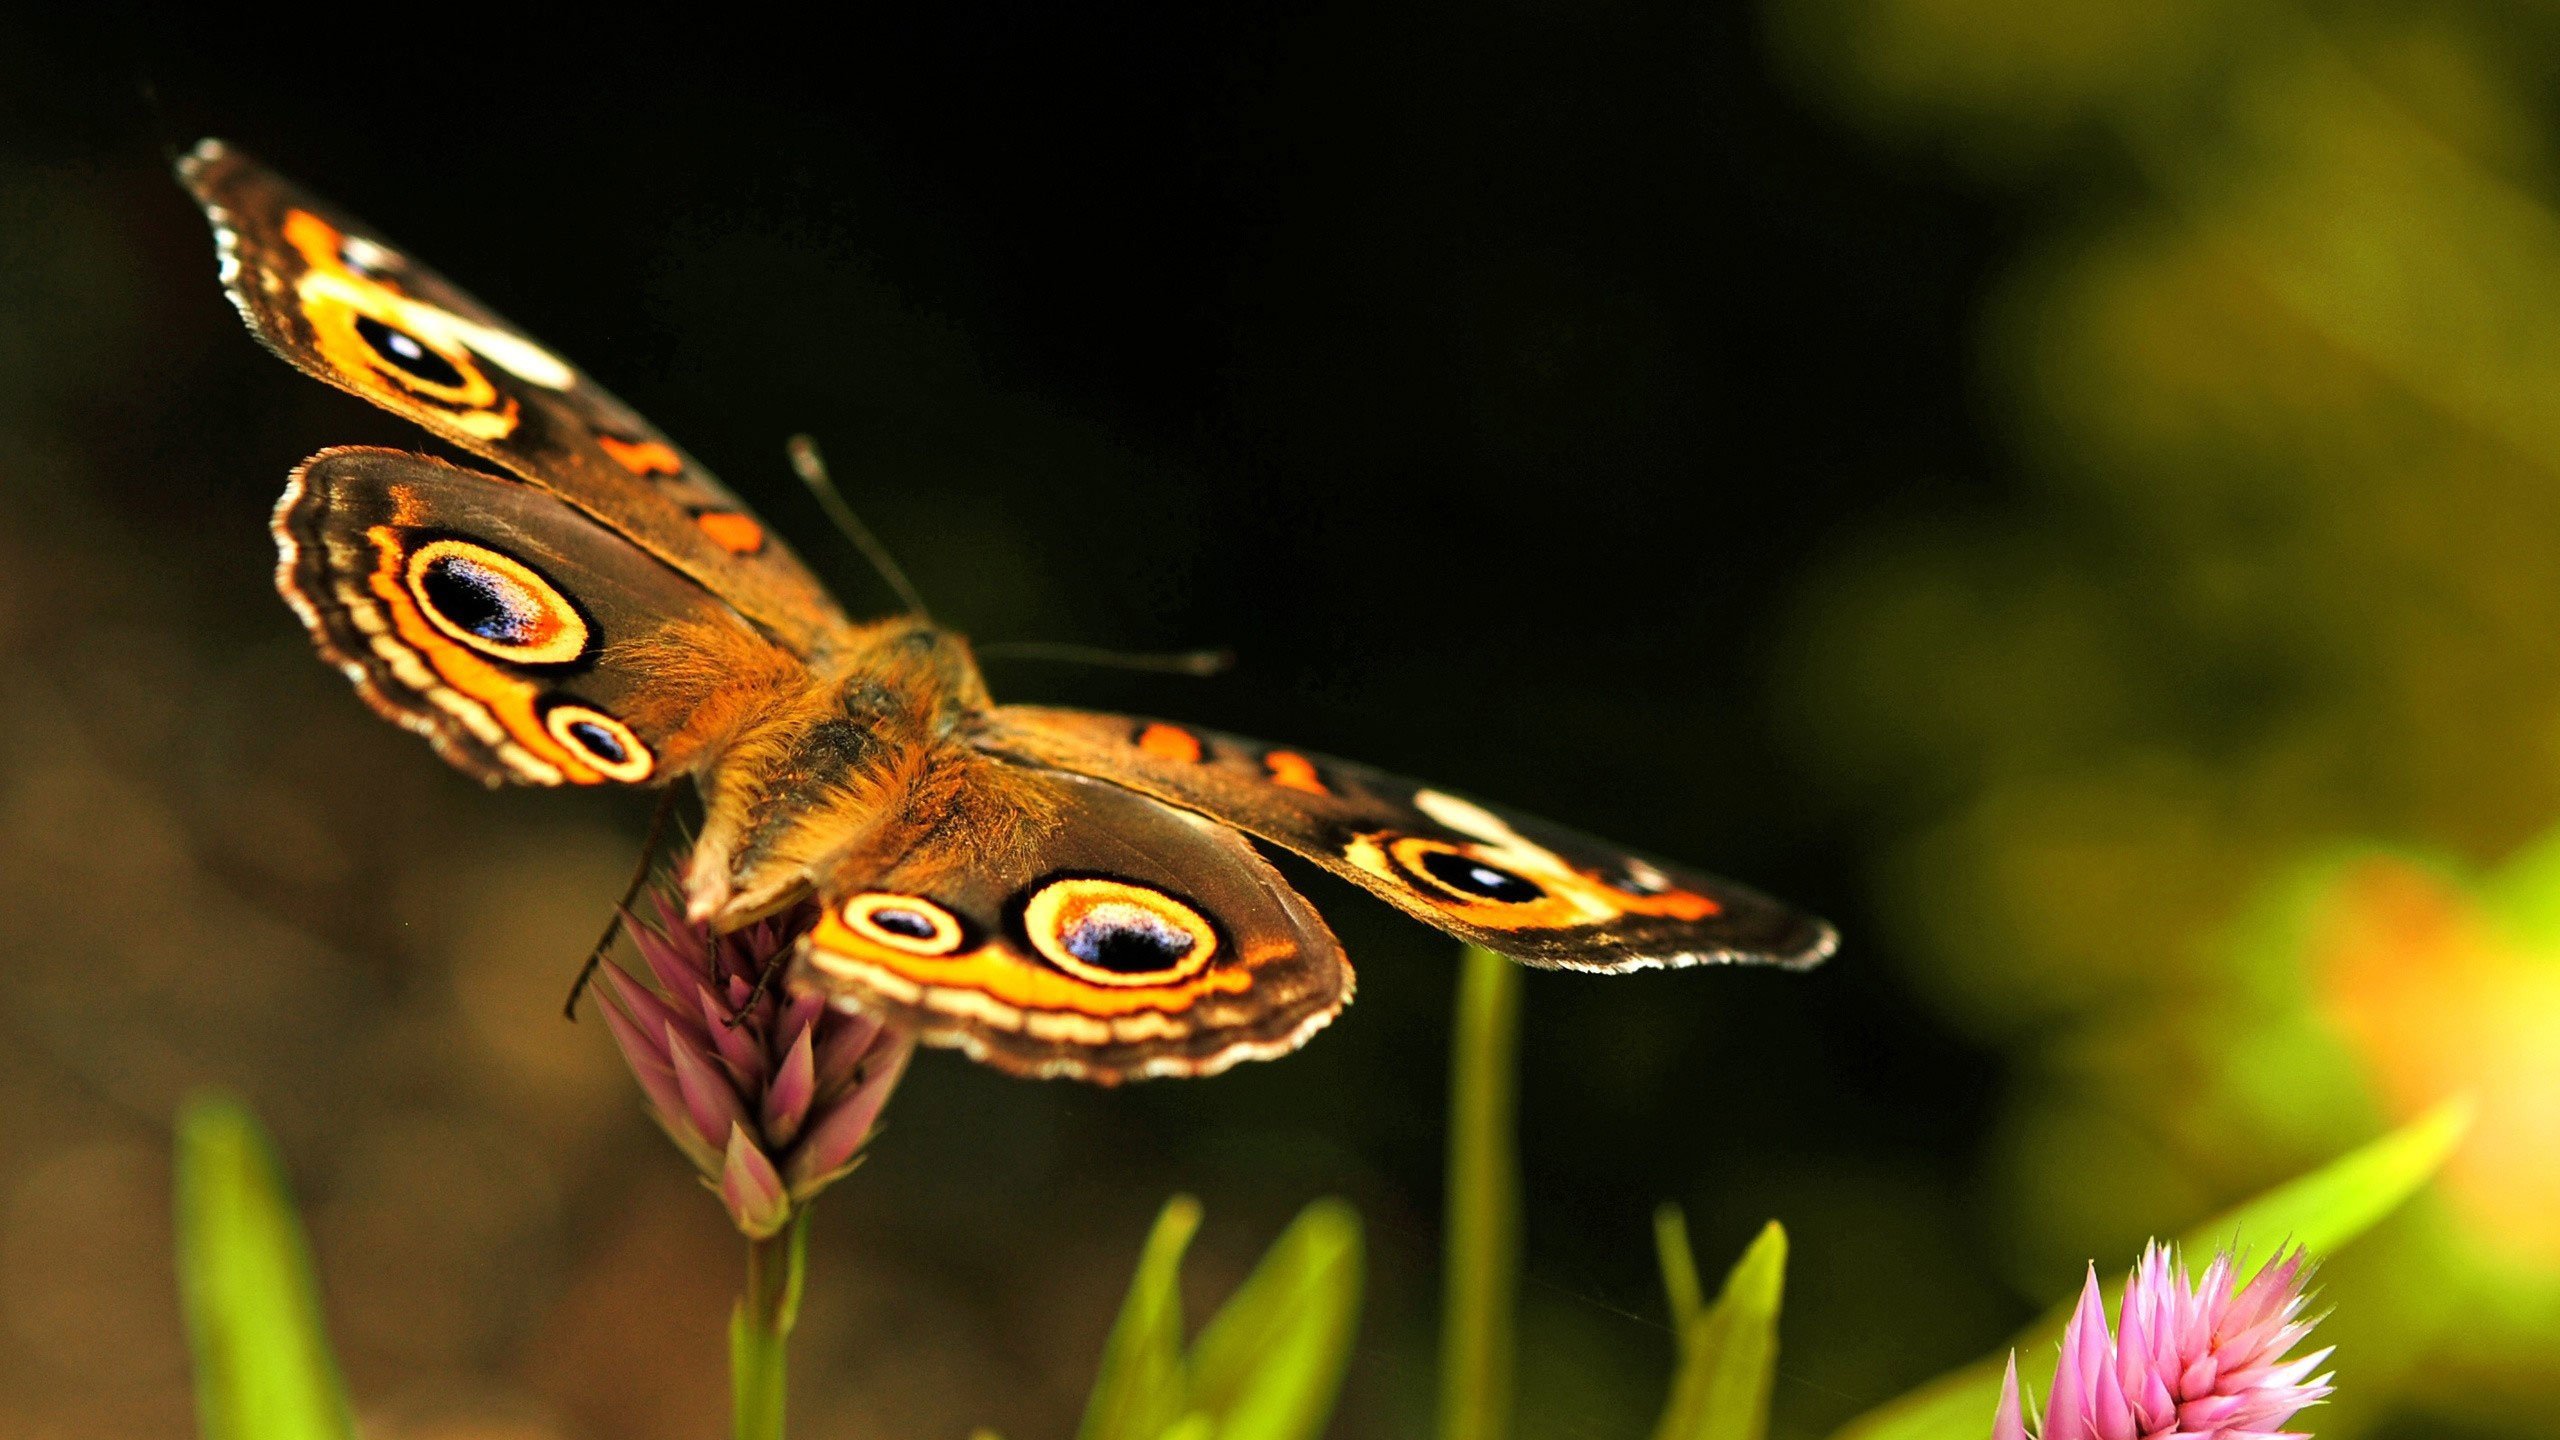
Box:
left=969, top=707, right=1837, bottom=973
left=182, top=140, right=851, bottom=657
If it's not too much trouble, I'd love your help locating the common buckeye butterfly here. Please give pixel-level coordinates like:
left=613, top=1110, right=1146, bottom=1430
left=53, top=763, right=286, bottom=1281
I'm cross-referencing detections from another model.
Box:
left=182, top=140, right=1834, bottom=1083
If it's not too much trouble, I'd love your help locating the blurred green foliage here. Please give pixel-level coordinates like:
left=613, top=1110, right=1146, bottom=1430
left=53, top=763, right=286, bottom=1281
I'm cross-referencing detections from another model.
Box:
left=173, top=1092, right=1370, bottom=1440
left=1072, top=1196, right=1363, bottom=1440
left=174, top=1096, right=355, bottom=1440
left=1651, top=1216, right=1786, bottom=1440
left=1439, top=949, right=1520, bottom=1440
left=170, top=995, right=2458, bottom=1440
left=1841, top=1101, right=2466, bottom=1440
left=1766, top=0, right=2560, bottom=1430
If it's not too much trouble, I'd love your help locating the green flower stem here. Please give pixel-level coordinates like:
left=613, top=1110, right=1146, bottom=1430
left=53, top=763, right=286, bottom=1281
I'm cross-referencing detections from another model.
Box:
left=1439, top=946, right=1520, bottom=1440
left=731, top=1208, right=812, bottom=1440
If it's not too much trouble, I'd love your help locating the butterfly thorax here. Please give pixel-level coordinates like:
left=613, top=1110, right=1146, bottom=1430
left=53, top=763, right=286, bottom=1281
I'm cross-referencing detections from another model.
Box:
left=685, top=618, right=993, bottom=926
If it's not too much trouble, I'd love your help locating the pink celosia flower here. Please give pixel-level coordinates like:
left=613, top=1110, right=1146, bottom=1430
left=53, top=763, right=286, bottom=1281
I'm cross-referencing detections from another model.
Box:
left=597, top=889, right=914, bottom=1237
left=1992, top=1244, right=2332, bottom=1440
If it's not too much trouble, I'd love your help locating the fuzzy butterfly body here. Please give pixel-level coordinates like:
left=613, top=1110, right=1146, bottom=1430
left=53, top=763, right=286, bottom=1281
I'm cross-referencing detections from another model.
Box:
left=185, top=140, right=1834, bottom=1083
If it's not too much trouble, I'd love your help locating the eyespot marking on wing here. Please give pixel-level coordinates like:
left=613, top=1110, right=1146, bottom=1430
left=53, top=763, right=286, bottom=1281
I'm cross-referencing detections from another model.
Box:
left=336, top=523, right=617, bottom=785
left=801, top=896, right=1256, bottom=1017
left=839, top=893, right=968, bottom=956
left=1405, top=787, right=1720, bottom=918
left=540, top=701, right=653, bottom=782
left=1136, top=723, right=1204, bottom=763
left=353, top=314, right=468, bottom=390
left=1390, top=837, right=1547, bottom=904
left=279, top=209, right=559, bottom=434
left=404, top=538, right=591, bottom=665
left=1020, top=876, right=1218, bottom=987
left=1345, top=823, right=1725, bottom=932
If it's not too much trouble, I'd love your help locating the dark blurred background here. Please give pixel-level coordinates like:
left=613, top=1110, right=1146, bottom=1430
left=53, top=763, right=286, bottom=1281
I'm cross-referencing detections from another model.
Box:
left=5, top=4, right=2555, bottom=1438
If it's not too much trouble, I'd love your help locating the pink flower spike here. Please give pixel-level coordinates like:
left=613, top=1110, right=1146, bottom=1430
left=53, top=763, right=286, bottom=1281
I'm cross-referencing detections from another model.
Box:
left=1993, top=1356, right=2032, bottom=1440
left=1988, top=1243, right=2330, bottom=1440
left=667, top=1026, right=752, bottom=1154
left=605, top=973, right=703, bottom=1079
left=763, top=1022, right=818, bottom=1147
left=596, top=990, right=688, bottom=1117
left=813, top=1010, right=884, bottom=1097
left=631, top=907, right=711, bottom=1002
left=599, top=874, right=914, bottom=1237
left=694, top=983, right=770, bottom=1092
left=782, top=991, right=825, bottom=1049
left=720, top=1122, right=792, bottom=1239
left=787, top=1030, right=915, bottom=1198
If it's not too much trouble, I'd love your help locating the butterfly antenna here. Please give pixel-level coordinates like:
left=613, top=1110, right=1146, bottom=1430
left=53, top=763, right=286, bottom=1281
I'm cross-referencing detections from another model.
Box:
left=787, top=434, right=932, bottom=620
left=975, top=641, right=1236, bottom=676
left=563, top=786, right=682, bottom=1021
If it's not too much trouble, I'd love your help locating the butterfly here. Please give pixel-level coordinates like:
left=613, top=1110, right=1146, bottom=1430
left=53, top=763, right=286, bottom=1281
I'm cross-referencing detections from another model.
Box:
left=180, top=139, right=1835, bottom=1084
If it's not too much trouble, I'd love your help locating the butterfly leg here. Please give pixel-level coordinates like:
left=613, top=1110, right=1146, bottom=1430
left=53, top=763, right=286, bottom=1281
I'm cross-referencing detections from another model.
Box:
left=562, top=785, right=682, bottom=1020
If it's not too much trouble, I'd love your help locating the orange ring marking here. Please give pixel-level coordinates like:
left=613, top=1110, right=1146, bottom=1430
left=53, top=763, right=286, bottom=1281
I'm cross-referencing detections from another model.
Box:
left=543, top=704, right=655, bottom=783
left=1021, top=877, right=1219, bottom=987
left=403, top=538, right=589, bottom=665
left=282, top=210, right=512, bottom=429
left=362, top=528, right=600, bottom=782
left=808, top=909, right=1251, bottom=1014
left=839, top=893, right=965, bottom=956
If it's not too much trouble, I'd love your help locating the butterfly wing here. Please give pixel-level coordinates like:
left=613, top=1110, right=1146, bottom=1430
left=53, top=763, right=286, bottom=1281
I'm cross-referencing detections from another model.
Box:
left=793, top=759, right=1349, bottom=1083
left=181, top=139, right=850, bottom=655
left=968, top=707, right=1835, bottom=973
left=280, top=446, right=811, bottom=786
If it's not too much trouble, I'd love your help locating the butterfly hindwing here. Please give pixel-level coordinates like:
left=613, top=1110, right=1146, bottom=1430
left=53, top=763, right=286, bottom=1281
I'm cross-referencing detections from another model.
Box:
left=969, top=707, right=1836, bottom=973
left=181, top=140, right=849, bottom=656
left=279, top=446, right=809, bottom=786
left=794, top=761, right=1350, bottom=1083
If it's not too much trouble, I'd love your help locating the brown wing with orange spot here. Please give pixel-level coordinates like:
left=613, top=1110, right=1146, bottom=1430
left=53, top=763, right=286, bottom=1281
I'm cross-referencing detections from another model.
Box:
left=969, top=707, right=1836, bottom=973
left=794, top=762, right=1349, bottom=1083
left=278, top=447, right=809, bottom=787
left=181, top=140, right=851, bottom=656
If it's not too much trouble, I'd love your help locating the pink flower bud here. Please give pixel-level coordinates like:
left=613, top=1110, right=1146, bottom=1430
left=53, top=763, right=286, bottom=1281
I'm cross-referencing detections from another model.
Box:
left=1991, top=1244, right=2331, bottom=1440
left=720, top=1123, right=792, bottom=1239
left=597, top=880, right=914, bottom=1237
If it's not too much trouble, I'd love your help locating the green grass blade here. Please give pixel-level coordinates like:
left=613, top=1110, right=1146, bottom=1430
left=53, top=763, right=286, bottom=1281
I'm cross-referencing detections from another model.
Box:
left=1080, top=1195, right=1206, bottom=1440
left=1652, top=1221, right=1788, bottom=1440
left=1187, top=1198, right=1365, bottom=1440
left=174, top=1094, right=357, bottom=1440
left=1439, top=946, right=1521, bottom=1440
left=1654, top=1205, right=1707, bottom=1331
left=1830, top=1100, right=2471, bottom=1440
